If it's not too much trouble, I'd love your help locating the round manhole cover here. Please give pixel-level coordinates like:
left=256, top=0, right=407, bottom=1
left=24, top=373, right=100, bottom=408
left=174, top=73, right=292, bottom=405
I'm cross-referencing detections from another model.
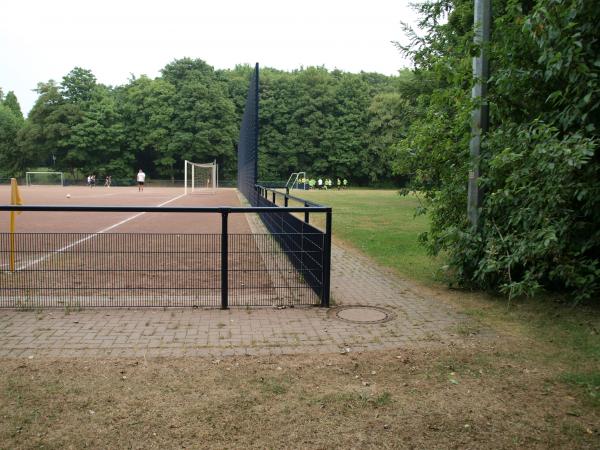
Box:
left=330, top=306, right=395, bottom=324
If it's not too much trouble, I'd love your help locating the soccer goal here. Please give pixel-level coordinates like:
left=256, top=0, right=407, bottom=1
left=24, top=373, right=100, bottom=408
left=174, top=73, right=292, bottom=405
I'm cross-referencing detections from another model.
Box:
left=184, top=160, right=218, bottom=194
left=285, top=172, right=306, bottom=190
left=25, top=172, right=64, bottom=187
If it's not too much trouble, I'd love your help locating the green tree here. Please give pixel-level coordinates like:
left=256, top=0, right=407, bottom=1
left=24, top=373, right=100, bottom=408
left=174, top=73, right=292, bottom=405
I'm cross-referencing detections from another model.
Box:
left=258, top=67, right=337, bottom=180
left=0, top=103, right=23, bottom=176
left=324, top=73, right=372, bottom=182
left=162, top=58, right=238, bottom=179
left=61, top=67, right=97, bottom=104
left=3, top=91, right=24, bottom=121
left=70, top=85, right=127, bottom=177
left=368, top=92, right=414, bottom=184
left=395, top=0, right=600, bottom=302
left=18, top=81, right=79, bottom=172
left=0, top=89, right=25, bottom=176
left=117, top=75, right=175, bottom=179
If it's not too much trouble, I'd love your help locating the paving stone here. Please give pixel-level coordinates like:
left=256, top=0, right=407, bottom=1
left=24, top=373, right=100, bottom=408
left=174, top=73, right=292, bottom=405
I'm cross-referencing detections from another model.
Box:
left=0, top=236, right=477, bottom=358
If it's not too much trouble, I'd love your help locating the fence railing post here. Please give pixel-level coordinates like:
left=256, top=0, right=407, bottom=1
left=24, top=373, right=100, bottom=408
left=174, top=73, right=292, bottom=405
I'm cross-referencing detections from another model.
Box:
left=284, top=194, right=289, bottom=207
left=321, top=209, right=332, bottom=307
left=221, top=210, right=229, bottom=310
left=272, top=191, right=276, bottom=204
left=304, top=203, right=310, bottom=224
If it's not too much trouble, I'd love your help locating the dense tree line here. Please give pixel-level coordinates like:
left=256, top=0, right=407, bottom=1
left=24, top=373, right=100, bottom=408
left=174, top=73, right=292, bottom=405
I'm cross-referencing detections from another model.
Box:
left=0, top=61, right=412, bottom=185
left=395, top=0, right=599, bottom=302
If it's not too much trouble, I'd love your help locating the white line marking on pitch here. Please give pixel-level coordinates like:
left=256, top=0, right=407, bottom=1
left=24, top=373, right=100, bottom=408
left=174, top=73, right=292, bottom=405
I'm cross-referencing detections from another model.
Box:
left=16, top=193, right=187, bottom=271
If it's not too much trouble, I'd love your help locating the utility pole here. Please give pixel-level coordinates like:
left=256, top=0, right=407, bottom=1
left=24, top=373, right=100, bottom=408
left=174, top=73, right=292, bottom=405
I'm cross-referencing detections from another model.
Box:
left=467, top=0, right=491, bottom=229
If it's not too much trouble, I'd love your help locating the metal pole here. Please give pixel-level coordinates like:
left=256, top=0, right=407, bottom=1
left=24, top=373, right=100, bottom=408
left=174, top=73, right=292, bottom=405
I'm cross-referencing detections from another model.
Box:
left=321, top=210, right=332, bottom=307
left=213, top=161, right=217, bottom=191
left=191, top=164, right=195, bottom=193
left=467, top=0, right=491, bottom=229
left=304, top=202, right=310, bottom=224
left=221, top=210, right=229, bottom=310
left=184, top=160, right=188, bottom=194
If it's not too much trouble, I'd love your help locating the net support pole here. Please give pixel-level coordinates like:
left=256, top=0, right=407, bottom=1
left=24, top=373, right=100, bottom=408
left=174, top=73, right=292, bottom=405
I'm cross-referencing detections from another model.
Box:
left=9, top=178, right=21, bottom=272
left=9, top=210, right=15, bottom=272
left=321, top=210, right=332, bottom=307
left=220, top=210, right=229, bottom=310
left=213, top=159, right=217, bottom=190
left=184, top=160, right=188, bottom=194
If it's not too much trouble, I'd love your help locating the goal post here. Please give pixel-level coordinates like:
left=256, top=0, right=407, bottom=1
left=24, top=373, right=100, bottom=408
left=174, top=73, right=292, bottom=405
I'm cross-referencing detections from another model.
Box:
left=25, top=172, right=64, bottom=187
left=184, top=160, right=218, bottom=194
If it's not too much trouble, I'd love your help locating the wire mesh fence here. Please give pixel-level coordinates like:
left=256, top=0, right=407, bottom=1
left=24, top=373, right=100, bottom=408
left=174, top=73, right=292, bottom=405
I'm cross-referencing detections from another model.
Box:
left=0, top=232, right=220, bottom=308
left=255, top=190, right=330, bottom=303
left=0, top=206, right=330, bottom=308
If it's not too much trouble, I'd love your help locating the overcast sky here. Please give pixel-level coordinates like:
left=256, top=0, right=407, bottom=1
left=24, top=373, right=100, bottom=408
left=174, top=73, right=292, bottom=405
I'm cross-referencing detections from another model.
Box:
left=1, top=0, right=419, bottom=116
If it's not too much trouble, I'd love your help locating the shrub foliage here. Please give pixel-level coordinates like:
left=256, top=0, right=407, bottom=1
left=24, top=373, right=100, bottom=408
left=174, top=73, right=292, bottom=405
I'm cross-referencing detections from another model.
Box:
left=397, top=0, right=599, bottom=301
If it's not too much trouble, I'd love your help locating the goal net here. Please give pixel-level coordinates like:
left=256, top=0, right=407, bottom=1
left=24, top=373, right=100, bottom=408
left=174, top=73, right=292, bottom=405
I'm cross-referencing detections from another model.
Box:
left=26, top=172, right=64, bottom=187
left=184, top=160, right=218, bottom=194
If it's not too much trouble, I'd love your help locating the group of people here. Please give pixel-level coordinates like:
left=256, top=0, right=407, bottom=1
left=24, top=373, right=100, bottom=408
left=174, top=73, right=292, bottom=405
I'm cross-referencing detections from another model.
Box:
left=85, top=170, right=145, bottom=189
left=87, top=174, right=113, bottom=187
left=300, top=177, right=348, bottom=190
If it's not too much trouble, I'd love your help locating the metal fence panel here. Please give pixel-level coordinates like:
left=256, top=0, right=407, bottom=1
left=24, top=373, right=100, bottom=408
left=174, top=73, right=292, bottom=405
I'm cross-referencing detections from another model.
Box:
left=0, top=206, right=329, bottom=308
left=256, top=193, right=327, bottom=300
left=0, top=232, right=221, bottom=308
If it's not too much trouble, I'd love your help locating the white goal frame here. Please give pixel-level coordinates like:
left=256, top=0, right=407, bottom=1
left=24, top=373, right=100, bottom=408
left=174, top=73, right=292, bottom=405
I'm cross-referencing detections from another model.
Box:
left=184, top=160, right=218, bottom=194
left=25, top=171, right=64, bottom=187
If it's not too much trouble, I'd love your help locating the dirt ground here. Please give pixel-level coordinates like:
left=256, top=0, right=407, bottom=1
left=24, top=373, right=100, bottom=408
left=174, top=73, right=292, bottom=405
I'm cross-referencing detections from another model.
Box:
left=1, top=342, right=598, bottom=449
left=0, top=186, right=252, bottom=234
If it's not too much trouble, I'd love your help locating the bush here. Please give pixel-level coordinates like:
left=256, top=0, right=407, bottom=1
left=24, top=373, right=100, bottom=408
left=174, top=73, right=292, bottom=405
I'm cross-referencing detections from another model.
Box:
left=397, top=0, right=600, bottom=303
left=451, top=122, right=599, bottom=302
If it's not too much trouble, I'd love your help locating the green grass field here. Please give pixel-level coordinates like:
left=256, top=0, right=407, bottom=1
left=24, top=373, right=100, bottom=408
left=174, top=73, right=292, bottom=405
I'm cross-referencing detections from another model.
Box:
left=288, top=188, right=600, bottom=409
left=288, top=189, right=443, bottom=283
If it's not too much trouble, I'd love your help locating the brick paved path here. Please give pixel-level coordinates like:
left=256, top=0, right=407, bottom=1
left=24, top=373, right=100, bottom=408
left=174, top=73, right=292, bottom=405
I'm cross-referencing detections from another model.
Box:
left=0, top=240, right=472, bottom=358
left=0, top=193, right=478, bottom=358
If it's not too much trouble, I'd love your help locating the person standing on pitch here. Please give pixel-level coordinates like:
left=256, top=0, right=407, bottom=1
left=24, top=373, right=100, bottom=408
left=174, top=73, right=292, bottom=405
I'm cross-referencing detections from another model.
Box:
left=137, top=169, right=146, bottom=191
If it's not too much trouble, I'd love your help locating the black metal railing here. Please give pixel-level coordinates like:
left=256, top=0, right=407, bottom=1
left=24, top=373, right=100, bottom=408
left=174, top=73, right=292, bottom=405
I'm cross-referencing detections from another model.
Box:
left=0, top=205, right=331, bottom=309
left=254, top=185, right=331, bottom=306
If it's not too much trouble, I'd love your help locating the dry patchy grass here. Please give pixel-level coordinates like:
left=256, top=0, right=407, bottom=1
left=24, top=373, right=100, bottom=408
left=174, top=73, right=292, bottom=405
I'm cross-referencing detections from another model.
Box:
left=1, top=343, right=599, bottom=449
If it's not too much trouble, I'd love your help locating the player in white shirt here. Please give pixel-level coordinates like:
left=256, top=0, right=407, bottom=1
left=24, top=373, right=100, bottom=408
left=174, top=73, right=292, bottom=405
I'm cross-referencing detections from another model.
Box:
left=137, top=169, right=146, bottom=191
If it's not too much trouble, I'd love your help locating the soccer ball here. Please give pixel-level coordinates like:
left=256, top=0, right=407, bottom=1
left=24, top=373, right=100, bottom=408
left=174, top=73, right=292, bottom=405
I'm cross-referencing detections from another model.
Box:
left=66, top=194, right=71, bottom=198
